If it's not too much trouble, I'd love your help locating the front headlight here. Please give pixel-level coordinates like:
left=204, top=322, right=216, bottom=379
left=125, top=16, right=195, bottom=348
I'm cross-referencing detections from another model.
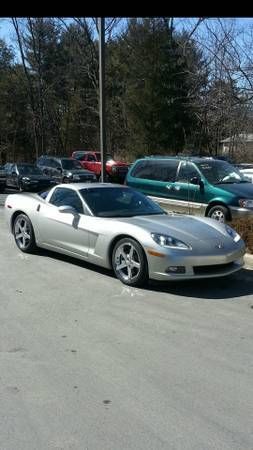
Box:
left=66, top=172, right=73, bottom=178
left=151, top=232, right=191, bottom=249
left=238, top=199, right=253, bottom=208
left=22, top=177, right=30, bottom=182
left=225, top=225, right=241, bottom=242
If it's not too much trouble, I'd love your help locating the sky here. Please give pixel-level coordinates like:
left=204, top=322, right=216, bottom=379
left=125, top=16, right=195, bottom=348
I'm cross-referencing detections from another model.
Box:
left=1, top=17, right=253, bottom=51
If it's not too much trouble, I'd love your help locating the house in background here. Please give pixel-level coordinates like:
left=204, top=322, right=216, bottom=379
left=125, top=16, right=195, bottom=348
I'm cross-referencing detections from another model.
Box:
left=220, top=134, right=253, bottom=162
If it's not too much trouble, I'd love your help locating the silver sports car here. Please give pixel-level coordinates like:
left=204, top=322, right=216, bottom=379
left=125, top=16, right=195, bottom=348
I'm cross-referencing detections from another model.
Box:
left=4, top=183, right=245, bottom=287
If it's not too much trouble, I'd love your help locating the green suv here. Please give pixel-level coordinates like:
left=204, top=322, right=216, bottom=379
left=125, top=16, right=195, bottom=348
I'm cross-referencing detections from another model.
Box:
left=126, top=156, right=253, bottom=222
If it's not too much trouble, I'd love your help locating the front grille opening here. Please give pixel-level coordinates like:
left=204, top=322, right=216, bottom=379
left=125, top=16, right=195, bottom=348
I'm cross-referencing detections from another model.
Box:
left=193, top=262, right=235, bottom=275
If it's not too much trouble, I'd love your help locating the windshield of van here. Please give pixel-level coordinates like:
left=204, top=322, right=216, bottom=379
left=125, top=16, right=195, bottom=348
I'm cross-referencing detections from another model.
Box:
left=195, top=160, right=249, bottom=184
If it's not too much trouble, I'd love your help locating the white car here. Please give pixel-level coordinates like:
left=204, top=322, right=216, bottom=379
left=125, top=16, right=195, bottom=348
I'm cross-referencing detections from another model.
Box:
left=4, top=183, right=245, bottom=287
left=239, top=168, right=253, bottom=183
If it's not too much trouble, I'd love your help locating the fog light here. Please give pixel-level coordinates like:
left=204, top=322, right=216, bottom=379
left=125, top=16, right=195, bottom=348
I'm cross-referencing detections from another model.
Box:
left=166, top=266, right=186, bottom=274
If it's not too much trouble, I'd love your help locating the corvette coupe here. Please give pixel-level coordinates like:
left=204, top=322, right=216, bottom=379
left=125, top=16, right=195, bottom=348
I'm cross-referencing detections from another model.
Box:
left=4, top=183, right=245, bottom=287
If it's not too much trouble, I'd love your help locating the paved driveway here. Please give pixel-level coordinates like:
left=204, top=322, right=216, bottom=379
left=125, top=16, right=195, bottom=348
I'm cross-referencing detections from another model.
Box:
left=0, top=208, right=253, bottom=450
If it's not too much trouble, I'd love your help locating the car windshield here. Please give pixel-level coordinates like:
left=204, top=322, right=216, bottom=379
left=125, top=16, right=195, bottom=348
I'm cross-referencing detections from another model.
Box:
left=61, top=160, right=83, bottom=170
left=94, top=153, right=114, bottom=162
left=17, top=165, right=43, bottom=175
left=196, top=160, right=249, bottom=184
left=80, top=186, right=166, bottom=218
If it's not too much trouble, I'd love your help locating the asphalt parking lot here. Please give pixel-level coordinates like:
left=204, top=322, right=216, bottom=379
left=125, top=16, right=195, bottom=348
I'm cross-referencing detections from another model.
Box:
left=0, top=205, right=253, bottom=450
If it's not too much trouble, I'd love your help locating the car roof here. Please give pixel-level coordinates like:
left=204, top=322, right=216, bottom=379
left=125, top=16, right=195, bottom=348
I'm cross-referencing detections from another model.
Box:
left=16, top=162, right=36, bottom=166
left=138, top=156, right=220, bottom=164
left=52, top=182, right=128, bottom=191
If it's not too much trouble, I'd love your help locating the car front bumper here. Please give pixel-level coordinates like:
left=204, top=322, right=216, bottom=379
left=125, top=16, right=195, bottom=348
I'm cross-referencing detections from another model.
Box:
left=147, top=243, right=245, bottom=281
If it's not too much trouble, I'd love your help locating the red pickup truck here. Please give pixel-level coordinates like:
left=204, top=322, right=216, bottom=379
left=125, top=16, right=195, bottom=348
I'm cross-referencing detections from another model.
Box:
left=71, top=150, right=129, bottom=182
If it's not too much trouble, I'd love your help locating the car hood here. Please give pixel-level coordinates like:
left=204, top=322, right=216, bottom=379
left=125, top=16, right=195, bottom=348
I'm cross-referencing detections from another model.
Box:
left=118, top=214, right=234, bottom=245
left=21, top=174, right=51, bottom=181
left=106, top=160, right=128, bottom=167
left=217, top=182, right=253, bottom=197
left=63, top=169, right=94, bottom=175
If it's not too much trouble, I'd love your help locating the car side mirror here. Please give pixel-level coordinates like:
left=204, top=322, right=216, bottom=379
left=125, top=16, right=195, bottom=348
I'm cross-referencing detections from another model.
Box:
left=58, top=205, right=77, bottom=215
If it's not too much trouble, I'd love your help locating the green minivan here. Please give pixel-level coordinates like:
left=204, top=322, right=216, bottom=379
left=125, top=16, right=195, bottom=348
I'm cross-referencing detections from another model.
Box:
left=126, top=156, right=253, bottom=222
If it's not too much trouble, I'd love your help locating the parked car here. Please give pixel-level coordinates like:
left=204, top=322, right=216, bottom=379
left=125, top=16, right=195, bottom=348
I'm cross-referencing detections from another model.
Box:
left=4, top=183, right=245, bottom=287
left=37, top=155, right=97, bottom=184
left=235, top=163, right=253, bottom=183
left=71, top=150, right=129, bottom=183
left=0, top=165, right=6, bottom=192
left=126, top=156, right=253, bottom=222
left=5, top=163, right=54, bottom=192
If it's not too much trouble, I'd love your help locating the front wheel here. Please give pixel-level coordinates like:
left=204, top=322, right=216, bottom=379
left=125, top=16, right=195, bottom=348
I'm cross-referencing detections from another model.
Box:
left=207, top=205, right=230, bottom=223
left=13, top=214, right=37, bottom=253
left=112, top=238, right=148, bottom=287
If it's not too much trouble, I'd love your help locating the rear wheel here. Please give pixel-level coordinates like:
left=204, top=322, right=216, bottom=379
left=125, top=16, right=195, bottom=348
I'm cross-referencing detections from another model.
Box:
left=112, top=238, right=148, bottom=287
left=13, top=214, right=37, bottom=253
left=207, top=205, right=230, bottom=223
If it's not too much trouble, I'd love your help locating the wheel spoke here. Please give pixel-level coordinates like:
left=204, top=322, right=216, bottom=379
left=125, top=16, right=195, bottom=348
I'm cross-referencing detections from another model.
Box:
left=117, top=261, right=127, bottom=270
left=127, top=266, right=132, bottom=279
left=129, top=245, right=134, bottom=259
left=132, top=260, right=140, bottom=269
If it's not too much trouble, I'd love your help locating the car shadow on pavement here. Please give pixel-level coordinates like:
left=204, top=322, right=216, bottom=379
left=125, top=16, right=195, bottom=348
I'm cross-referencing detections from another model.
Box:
left=147, top=268, right=253, bottom=300
left=38, top=248, right=253, bottom=300
left=37, top=248, right=115, bottom=277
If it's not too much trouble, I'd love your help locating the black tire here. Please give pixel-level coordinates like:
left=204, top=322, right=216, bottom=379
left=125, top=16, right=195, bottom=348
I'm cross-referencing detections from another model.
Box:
left=13, top=214, right=37, bottom=253
left=112, top=237, right=148, bottom=287
left=207, top=205, right=230, bottom=223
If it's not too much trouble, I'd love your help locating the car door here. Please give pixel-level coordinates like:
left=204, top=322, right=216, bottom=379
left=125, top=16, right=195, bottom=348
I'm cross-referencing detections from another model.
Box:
left=174, top=161, right=206, bottom=216
left=50, top=159, right=63, bottom=183
left=8, top=164, right=19, bottom=188
left=128, top=159, right=182, bottom=212
left=37, top=187, right=90, bottom=257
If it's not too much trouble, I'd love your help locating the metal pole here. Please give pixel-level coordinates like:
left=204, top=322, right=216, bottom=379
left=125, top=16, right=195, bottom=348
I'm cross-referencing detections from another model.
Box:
left=98, top=18, right=106, bottom=182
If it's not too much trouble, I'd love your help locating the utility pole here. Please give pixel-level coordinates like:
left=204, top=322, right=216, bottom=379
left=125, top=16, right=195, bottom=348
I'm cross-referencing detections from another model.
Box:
left=98, top=18, right=106, bottom=182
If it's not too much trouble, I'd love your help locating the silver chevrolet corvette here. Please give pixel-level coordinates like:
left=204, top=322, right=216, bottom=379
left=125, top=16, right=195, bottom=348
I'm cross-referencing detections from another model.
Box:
left=4, top=183, right=245, bottom=287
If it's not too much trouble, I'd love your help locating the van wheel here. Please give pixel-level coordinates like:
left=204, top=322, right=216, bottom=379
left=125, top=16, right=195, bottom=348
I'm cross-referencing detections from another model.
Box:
left=207, top=205, right=230, bottom=223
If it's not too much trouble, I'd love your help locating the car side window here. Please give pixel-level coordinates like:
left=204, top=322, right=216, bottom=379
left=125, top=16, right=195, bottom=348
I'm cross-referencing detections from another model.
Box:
left=177, top=162, right=200, bottom=182
left=49, top=188, right=84, bottom=214
left=87, top=154, right=96, bottom=161
left=50, top=159, right=60, bottom=168
left=44, top=158, right=53, bottom=167
left=131, top=160, right=179, bottom=182
left=8, top=164, right=14, bottom=174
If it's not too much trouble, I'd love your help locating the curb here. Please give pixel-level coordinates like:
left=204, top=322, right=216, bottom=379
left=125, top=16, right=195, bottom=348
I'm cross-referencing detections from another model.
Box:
left=244, top=253, right=253, bottom=269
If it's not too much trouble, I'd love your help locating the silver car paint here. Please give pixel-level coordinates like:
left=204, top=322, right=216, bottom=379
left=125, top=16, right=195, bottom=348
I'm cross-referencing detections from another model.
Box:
left=4, top=183, right=246, bottom=281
